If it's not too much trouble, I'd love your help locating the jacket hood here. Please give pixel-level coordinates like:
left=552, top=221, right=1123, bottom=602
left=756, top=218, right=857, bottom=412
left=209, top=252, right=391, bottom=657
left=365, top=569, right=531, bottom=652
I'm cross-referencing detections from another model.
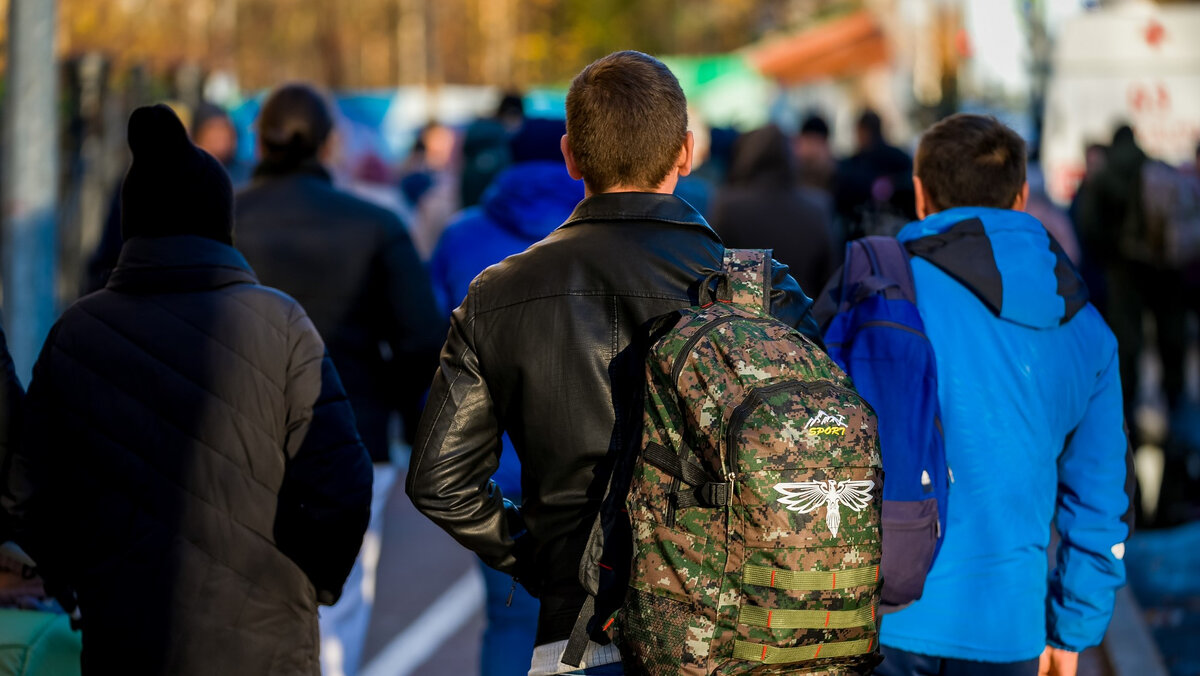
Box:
left=897, top=207, right=1088, bottom=329
left=483, top=161, right=584, bottom=240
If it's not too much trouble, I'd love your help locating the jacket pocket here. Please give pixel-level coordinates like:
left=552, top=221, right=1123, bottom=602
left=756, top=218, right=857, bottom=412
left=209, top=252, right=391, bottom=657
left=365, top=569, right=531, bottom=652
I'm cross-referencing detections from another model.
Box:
left=880, top=498, right=938, bottom=610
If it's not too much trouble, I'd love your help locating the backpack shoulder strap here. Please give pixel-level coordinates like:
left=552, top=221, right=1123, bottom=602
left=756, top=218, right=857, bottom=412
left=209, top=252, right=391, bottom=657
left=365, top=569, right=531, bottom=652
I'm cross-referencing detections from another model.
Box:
left=850, top=236, right=917, bottom=305
left=722, top=248, right=772, bottom=313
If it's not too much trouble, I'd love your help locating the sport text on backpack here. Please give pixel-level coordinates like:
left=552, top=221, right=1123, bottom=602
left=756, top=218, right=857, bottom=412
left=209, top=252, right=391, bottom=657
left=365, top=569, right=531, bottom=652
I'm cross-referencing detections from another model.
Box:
left=568, top=249, right=883, bottom=675
left=814, top=236, right=951, bottom=612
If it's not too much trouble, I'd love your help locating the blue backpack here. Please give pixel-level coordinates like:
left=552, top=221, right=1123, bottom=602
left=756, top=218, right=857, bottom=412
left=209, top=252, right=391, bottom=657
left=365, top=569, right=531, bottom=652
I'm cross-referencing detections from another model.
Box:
left=813, top=236, right=950, bottom=611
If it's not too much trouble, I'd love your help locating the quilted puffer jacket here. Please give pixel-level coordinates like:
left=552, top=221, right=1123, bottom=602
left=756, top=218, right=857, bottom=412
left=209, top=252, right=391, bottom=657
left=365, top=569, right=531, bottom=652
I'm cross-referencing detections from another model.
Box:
left=8, top=236, right=372, bottom=675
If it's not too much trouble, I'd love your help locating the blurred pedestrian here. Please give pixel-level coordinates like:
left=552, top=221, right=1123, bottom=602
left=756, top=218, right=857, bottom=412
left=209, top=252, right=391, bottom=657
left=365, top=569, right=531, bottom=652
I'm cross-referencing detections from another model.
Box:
left=191, top=102, right=251, bottom=188
left=834, top=109, right=917, bottom=239
left=0, top=320, right=80, bottom=673
left=1077, top=126, right=1186, bottom=441
left=430, top=117, right=583, bottom=676
left=1024, top=165, right=1081, bottom=265
left=0, top=319, right=23, bottom=538
left=459, top=92, right=524, bottom=209
left=234, top=83, right=445, bottom=676
left=795, top=113, right=836, bottom=194
left=1068, top=143, right=1108, bottom=230
left=0, top=316, right=25, bottom=571
left=1069, top=143, right=1110, bottom=316
left=858, top=114, right=1131, bottom=676
left=398, top=121, right=461, bottom=258
left=712, top=124, right=834, bottom=297
left=407, top=50, right=820, bottom=676
left=7, top=104, right=372, bottom=675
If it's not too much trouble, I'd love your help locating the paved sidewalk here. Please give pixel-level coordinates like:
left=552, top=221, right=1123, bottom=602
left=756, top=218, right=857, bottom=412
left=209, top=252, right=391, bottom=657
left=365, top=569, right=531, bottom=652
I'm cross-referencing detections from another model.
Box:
left=360, top=470, right=485, bottom=676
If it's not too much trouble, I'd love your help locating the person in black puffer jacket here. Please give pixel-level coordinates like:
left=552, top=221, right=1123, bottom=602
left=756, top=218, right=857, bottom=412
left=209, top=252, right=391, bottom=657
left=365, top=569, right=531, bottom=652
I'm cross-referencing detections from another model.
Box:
left=6, top=104, right=373, bottom=676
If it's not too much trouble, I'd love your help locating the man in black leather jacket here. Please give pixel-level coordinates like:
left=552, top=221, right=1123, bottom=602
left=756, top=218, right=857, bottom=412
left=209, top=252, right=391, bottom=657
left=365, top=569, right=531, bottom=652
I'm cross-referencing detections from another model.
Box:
left=407, top=51, right=821, bottom=674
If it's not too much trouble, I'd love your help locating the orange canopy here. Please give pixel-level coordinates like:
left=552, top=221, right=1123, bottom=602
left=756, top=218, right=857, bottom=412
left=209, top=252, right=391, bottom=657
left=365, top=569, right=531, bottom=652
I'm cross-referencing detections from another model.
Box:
left=749, top=10, right=890, bottom=84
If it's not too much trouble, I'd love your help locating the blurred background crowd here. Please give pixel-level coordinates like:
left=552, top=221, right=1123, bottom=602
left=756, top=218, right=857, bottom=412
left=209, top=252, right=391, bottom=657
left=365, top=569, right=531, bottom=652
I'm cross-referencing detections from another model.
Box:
left=0, top=0, right=1198, bottom=674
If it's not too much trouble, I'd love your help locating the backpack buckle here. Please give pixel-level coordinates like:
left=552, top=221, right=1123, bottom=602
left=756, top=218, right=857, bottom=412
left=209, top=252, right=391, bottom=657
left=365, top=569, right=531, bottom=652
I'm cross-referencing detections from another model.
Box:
left=698, top=482, right=729, bottom=507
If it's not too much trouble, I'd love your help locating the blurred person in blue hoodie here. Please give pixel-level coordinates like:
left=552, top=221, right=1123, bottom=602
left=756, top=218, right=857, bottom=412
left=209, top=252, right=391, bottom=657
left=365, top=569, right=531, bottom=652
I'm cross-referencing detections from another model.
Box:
left=429, top=117, right=584, bottom=676
left=872, top=115, right=1133, bottom=676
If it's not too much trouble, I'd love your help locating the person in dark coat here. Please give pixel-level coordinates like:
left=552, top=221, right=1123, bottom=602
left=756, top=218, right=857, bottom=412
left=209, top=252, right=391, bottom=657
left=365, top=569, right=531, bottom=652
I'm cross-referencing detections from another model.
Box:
left=712, top=124, right=835, bottom=297
left=233, top=83, right=445, bottom=676
left=1078, top=126, right=1189, bottom=456
left=0, top=319, right=24, bottom=543
left=834, top=110, right=917, bottom=239
left=5, top=104, right=372, bottom=675
left=236, top=83, right=445, bottom=460
left=83, top=102, right=251, bottom=295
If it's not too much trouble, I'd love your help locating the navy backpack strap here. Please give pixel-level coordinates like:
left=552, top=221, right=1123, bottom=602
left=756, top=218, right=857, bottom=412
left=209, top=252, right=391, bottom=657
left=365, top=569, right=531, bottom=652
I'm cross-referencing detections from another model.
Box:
left=854, top=236, right=917, bottom=304
left=814, top=237, right=912, bottom=329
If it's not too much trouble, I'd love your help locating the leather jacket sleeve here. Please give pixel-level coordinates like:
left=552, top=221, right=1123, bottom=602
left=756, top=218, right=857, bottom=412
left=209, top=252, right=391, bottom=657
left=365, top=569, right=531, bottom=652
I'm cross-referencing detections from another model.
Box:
left=768, top=257, right=824, bottom=349
left=406, top=287, right=525, bottom=577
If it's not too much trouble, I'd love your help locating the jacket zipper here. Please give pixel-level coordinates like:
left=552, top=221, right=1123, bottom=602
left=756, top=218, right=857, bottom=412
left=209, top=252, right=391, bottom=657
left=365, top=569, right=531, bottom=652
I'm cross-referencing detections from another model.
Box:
left=669, top=315, right=776, bottom=384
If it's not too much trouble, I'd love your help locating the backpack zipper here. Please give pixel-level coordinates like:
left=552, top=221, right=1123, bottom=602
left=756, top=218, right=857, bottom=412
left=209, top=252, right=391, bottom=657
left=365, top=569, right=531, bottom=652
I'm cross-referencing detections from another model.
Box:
left=854, top=319, right=928, bottom=339
left=724, top=380, right=868, bottom=477
left=669, top=314, right=777, bottom=384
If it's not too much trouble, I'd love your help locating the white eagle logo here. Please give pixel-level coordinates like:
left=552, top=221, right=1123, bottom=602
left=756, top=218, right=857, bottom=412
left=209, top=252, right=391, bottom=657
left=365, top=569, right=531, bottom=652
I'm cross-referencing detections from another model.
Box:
left=773, top=479, right=875, bottom=537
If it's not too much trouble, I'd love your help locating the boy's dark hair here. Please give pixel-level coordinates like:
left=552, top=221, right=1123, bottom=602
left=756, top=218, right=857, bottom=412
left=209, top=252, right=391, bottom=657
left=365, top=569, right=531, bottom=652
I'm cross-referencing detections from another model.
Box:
left=565, top=51, right=688, bottom=192
left=915, top=114, right=1027, bottom=213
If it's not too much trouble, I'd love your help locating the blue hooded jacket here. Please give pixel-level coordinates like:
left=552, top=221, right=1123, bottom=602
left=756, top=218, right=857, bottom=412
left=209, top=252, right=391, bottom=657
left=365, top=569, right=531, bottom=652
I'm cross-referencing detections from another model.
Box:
left=430, top=160, right=585, bottom=498
left=879, top=207, right=1133, bottom=661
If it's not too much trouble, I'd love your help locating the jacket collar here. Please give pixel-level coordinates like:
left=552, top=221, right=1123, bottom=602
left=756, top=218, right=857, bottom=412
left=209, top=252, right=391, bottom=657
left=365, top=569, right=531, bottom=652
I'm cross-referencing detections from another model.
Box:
left=560, top=192, right=718, bottom=239
left=250, top=158, right=333, bottom=184
left=106, top=236, right=259, bottom=294
left=898, top=207, right=1089, bottom=327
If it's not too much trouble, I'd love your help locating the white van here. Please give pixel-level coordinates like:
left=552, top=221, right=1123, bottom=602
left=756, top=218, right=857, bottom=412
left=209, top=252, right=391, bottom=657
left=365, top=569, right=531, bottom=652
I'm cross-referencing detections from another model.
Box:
left=1041, top=2, right=1200, bottom=204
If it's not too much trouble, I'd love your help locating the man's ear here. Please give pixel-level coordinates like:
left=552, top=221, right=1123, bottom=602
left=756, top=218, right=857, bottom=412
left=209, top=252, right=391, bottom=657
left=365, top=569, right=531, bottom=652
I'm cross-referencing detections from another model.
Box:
left=914, top=175, right=930, bottom=220
left=676, top=131, right=695, bottom=178
left=561, top=135, right=584, bottom=181
left=1012, top=180, right=1030, bottom=212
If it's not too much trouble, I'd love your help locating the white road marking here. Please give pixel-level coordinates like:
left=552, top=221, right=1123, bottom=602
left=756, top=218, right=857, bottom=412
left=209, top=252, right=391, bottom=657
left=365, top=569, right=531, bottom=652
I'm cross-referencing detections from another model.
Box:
left=358, top=565, right=486, bottom=676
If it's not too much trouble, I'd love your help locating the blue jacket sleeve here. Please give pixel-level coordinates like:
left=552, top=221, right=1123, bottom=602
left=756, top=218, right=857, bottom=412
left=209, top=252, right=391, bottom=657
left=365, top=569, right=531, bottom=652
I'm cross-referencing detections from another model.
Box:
left=1047, top=343, right=1133, bottom=651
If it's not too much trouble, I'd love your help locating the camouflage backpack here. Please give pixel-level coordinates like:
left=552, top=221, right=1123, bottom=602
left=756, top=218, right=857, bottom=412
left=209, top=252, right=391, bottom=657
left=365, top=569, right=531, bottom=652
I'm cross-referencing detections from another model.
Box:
left=616, top=250, right=882, bottom=675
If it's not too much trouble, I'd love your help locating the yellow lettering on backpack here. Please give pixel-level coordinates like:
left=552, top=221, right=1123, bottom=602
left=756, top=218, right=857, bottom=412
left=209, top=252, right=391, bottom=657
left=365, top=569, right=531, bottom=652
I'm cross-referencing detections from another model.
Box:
left=807, top=426, right=846, bottom=437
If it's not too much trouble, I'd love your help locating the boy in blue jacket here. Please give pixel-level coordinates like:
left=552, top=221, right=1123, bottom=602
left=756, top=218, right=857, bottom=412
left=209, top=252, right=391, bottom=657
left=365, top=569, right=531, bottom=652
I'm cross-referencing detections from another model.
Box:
left=876, top=115, right=1133, bottom=676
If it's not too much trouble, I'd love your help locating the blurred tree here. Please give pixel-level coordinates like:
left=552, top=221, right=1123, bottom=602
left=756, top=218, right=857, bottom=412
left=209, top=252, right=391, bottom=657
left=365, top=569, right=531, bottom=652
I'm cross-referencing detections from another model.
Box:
left=8, top=0, right=861, bottom=90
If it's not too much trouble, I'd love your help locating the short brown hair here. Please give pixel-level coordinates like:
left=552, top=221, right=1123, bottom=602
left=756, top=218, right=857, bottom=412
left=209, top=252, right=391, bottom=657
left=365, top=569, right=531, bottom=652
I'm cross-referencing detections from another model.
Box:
left=915, top=114, right=1026, bottom=213
left=565, top=51, right=688, bottom=192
